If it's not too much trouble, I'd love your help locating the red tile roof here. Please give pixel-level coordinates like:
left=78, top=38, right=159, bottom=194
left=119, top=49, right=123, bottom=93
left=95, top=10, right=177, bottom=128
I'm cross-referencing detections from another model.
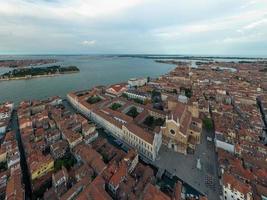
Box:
left=223, top=173, right=252, bottom=195
left=76, top=176, right=112, bottom=200
left=143, top=183, right=171, bottom=200
left=109, top=162, right=127, bottom=188
left=124, top=123, right=154, bottom=144
left=108, top=84, right=127, bottom=93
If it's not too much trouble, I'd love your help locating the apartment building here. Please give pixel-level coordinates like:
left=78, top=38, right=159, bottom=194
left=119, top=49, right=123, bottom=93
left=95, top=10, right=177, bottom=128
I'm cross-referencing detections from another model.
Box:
left=128, top=77, right=147, bottom=87
left=124, top=89, right=150, bottom=102
left=67, top=92, right=162, bottom=162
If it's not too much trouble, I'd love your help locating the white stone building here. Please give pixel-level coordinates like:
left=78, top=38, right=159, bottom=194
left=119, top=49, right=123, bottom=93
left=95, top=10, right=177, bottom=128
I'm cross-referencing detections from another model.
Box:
left=128, top=77, right=147, bottom=87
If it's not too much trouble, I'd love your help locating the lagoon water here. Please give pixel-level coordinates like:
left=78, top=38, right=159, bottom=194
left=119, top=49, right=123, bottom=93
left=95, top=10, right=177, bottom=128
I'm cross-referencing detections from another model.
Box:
left=0, top=55, right=175, bottom=104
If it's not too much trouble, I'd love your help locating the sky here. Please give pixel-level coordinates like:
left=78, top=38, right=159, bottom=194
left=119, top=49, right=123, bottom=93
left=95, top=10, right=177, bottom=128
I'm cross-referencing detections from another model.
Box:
left=0, top=0, right=267, bottom=56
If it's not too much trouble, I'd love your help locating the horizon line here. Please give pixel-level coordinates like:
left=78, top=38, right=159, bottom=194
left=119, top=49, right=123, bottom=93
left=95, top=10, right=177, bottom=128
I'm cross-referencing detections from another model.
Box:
left=0, top=53, right=267, bottom=59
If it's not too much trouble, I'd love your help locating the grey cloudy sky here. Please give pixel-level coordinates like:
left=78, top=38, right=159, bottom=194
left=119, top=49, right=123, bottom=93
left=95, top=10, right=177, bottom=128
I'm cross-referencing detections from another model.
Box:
left=0, top=0, right=267, bottom=56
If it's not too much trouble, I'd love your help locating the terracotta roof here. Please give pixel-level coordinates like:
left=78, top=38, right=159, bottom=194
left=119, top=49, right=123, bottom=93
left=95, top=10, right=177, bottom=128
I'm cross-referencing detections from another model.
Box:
left=230, top=159, right=254, bottom=181
left=53, top=166, right=68, bottom=184
left=28, top=151, right=53, bottom=174
left=172, top=102, right=186, bottom=121
left=108, top=84, right=127, bottom=93
left=124, top=123, right=154, bottom=144
left=74, top=163, right=94, bottom=182
left=142, top=183, right=171, bottom=200
left=199, top=196, right=208, bottom=200
left=73, top=144, right=106, bottom=174
left=255, top=184, right=267, bottom=198
left=223, top=173, right=252, bottom=195
left=92, top=109, right=123, bottom=129
left=173, top=181, right=182, bottom=200
left=109, top=162, right=127, bottom=188
left=5, top=169, right=24, bottom=200
left=180, top=110, right=192, bottom=136
left=76, top=176, right=112, bottom=200
left=60, top=176, right=91, bottom=200
left=102, top=107, right=133, bottom=123
left=63, top=129, right=82, bottom=144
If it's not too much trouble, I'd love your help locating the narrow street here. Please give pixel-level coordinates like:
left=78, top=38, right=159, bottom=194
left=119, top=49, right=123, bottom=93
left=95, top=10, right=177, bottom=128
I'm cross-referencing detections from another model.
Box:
left=11, top=110, right=32, bottom=200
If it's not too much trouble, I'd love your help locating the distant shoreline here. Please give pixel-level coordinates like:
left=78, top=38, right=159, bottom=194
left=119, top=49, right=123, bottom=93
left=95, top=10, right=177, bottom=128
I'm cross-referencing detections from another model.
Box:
left=0, top=71, right=79, bottom=81
left=0, top=65, right=79, bottom=81
left=0, top=58, right=58, bottom=68
left=117, top=54, right=267, bottom=60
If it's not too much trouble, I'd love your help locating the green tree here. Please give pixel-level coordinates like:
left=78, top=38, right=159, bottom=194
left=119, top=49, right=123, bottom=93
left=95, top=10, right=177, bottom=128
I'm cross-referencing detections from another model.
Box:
left=202, top=117, right=213, bottom=131
left=126, top=107, right=139, bottom=118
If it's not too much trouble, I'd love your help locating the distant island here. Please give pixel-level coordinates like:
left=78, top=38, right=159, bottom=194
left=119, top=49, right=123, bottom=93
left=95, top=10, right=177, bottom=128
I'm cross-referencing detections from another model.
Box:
left=155, top=59, right=267, bottom=67
left=0, top=59, right=57, bottom=68
left=117, top=54, right=267, bottom=60
left=0, top=65, right=80, bottom=81
left=155, top=60, right=190, bottom=65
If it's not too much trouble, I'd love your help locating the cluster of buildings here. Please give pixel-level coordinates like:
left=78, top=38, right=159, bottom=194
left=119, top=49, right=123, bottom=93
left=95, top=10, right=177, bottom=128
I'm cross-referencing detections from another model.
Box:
left=172, top=61, right=267, bottom=200
left=68, top=60, right=267, bottom=199
left=16, top=96, right=97, bottom=198
left=68, top=81, right=203, bottom=162
left=14, top=95, right=183, bottom=200
left=39, top=96, right=197, bottom=199
left=0, top=100, right=24, bottom=199
left=68, top=89, right=162, bottom=162
left=0, top=89, right=202, bottom=200
left=44, top=134, right=196, bottom=200
left=0, top=130, right=24, bottom=199
left=0, top=102, right=14, bottom=136
left=1, top=59, right=266, bottom=200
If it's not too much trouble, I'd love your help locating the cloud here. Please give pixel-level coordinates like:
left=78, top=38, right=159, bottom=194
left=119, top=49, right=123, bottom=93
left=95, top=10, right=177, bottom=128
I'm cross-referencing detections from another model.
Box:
left=153, top=7, right=267, bottom=38
left=0, top=0, right=267, bottom=55
left=243, top=19, right=267, bottom=30
left=0, top=0, right=145, bottom=21
left=81, top=40, right=96, bottom=46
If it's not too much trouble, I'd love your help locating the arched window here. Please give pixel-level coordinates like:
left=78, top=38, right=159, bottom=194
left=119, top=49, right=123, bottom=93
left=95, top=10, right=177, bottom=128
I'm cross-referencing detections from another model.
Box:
left=170, top=129, right=175, bottom=135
